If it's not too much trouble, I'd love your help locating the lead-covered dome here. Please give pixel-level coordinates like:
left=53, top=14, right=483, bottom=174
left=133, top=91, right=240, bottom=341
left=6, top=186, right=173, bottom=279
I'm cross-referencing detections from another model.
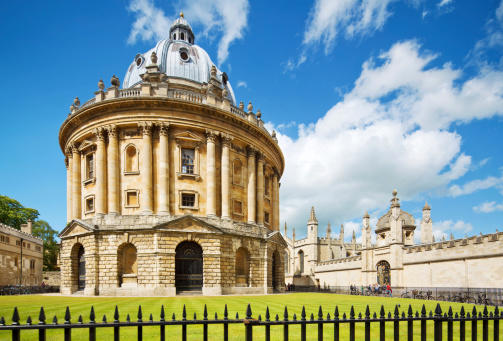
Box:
left=123, top=13, right=236, bottom=105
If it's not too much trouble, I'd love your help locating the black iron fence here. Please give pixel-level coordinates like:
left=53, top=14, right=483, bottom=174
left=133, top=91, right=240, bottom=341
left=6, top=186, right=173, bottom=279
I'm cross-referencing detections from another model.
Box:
left=0, top=303, right=501, bottom=341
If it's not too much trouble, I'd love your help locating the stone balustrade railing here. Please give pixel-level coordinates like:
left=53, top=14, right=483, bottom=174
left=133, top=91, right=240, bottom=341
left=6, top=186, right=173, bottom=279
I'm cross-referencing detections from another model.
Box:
left=73, top=86, right=274, bottom=139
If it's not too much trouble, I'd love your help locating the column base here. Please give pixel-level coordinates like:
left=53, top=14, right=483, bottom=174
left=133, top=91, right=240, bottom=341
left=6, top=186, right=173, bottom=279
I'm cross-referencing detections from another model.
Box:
left=141, top=210, right=153, bottom=215
left=158, top=210, right=170, bottom=216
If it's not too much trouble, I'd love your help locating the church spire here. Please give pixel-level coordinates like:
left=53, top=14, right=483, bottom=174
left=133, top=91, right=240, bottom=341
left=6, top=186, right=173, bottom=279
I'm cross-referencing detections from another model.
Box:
left=326, top=222, right=331, bottom=238
left=308, top=206, right=318, bottom=224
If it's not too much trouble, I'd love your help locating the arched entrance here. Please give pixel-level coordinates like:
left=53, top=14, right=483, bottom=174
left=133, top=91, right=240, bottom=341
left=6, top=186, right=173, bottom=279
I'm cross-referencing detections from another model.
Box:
left=376, top=260, right=390, bottom=286
left=271, top=251, right=280, bottom=291
left=77, top=245, right=85, bottom=291
left=175, top=241, right=203, bottom=292
left=118, top=243, right=138, bottom=287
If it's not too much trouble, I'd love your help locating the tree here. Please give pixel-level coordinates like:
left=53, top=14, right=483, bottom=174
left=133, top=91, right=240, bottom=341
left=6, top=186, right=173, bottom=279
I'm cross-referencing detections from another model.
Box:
left=32, top=220, right=59, bottom=271
left=0, top=195, right=39, bottom=229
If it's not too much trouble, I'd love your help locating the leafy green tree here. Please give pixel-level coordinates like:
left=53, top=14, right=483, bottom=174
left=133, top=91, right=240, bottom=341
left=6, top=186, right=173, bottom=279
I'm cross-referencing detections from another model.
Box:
left=32, top=220, right=59, bottom=271
left=0, top=195, right=39, bottom=229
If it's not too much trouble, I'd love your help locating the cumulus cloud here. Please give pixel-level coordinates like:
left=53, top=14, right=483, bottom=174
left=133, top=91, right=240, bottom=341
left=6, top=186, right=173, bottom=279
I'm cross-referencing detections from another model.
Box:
left=448, top=174, right=503, bottom=197
left=237, top=81, right=247, bottom=88
left=277, top=40, right=503, bottom=228
left=473, top=201, right=503, bottom=213
left=432, top=220, right=473, bottom=240
left=469, top=0, right=503, bottom=67
left=127, top=0, right=249, bottom=65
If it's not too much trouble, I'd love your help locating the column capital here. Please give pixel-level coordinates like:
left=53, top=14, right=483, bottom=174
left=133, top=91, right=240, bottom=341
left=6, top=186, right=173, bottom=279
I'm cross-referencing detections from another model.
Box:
left=246, top=145, right=257, bottom=158
left=93, top=127, right=107, bottom=141
left=70, top=142, right=80, bottom=154
left=65, top=156, right=70, bottom=169
left=205, top=130, right=219, bottom=143
left=256, top=151, right=265, bottom=163
left=272, top=167, right=280, bottom=178
left=221, top=134, right=233, bottom=147
left=106, top=124, right=119, bottom=138
left=139, top=121, right=154, bottom=136
left=159, top=123, right=170, bottom=136
left=65, top=146, right=73, bottom=157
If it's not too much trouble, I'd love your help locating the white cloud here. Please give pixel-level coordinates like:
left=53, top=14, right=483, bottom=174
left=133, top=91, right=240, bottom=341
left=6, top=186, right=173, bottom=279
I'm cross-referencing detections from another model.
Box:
left=278, top=40, right=503, bottom=228
left=469, top=0, right=503, bottom=67
left=473, top=201, right=503, bottom=213
left=437, top=0, right=453, bottom=8
left=432, top=220, right=473, bottom=240
left=237, top=81, right=247, bottom=88
left=127, top=0, right=249, bottom=65
left=447, top=174, right=503, bottom=197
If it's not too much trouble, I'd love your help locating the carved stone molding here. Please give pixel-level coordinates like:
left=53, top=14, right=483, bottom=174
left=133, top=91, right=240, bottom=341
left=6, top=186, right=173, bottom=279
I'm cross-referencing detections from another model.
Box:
left=221, top=134, right=233, bottom=147
left=159, top=123, right=170, bottom=136
left=107, top=124, right=119, bottom=138
left=246, top=145, right=256, bottom=158
left=138, top=122, right=153, bottom=136
left=94, top=127, right=107, bottom=141
left=70, top=142, right=80, bottom=154
left=205, top=130, right=218, bottom=143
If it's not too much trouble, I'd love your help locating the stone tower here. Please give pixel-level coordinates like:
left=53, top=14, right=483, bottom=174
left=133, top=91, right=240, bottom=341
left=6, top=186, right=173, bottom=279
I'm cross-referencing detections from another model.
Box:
left=421, top=202, right=433, bottom=244
left=306, top=206, right=319, bottom=275
left=361, top=211, right=371, bottom=249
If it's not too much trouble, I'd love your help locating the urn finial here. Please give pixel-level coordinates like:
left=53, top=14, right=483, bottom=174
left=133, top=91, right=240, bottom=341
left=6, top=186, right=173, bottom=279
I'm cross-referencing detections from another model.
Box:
left=247, top=101, right=253, bottom=113
left=151, top=51, right=158, bottom=65
left=111, top=75, right=120, bottom=87
left=98, top=79, right=105, bottom=90
left=74, top=97, right=80, bottom=107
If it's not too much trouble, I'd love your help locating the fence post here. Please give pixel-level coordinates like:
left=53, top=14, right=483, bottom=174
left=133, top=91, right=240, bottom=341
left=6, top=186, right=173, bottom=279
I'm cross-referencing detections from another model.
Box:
left=159, top=305, right=165, bottom=341
left=407, top=305, right=413, bottom=341
left=434, top=304, right=442, bottom=341
left=300, top=306, right=306, bottom=341
left=265, top=307, right=271, bottom=341
left=245, top=304, right=253, bottom=341
left=38, top=306, right=46, bottom=341
left=364, top=305, right=371, bottom=341
left=317, top=306, right=323, bottom=341
left=64, top=306, right=71, bottom=341
left=349, top=306, right=355, bottom=341
left=223, top=305, right=228, bottom=341
left=494, top=306, right=499, bottom=341
left=334, top=306, right=339, bottom=341
left=89, top=306, right=96, bottom=341
left=420, top=305, right=427, bottom=341
left=471, top=307, right=477, bottom=341
left=11, top=307, right=20, bottom=341
left=379, top=305, right=385, bottom=341
left=283, top=306, right=289, bottom=341
left=203, top=305, right=208, bottom=341
left=482, top=306, right=488, bottom=341
left=459, top=306, right=465, bottom=341
left=447, top=306, right=453, bottom=341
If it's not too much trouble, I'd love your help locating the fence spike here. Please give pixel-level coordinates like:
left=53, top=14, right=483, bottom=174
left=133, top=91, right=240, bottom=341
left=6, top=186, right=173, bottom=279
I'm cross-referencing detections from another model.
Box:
left=224, top=304, right=228, bottom=320
left=380, top=305, right=385, bottom=318
left=365, top=305, right=370, bottom=319
left=358, top=312, right=362, bottom=319
left=415, top=311, right=419, bottom=318
left=460, top=306, right=465, bottom=317
left=408, top=305, right=413, bottom=317
left=350, top=306, right=355, bottom=319
left=65, top=306, right=71, bottom=324
left=204, top=304, right=208, bottom=320
left=421, top=305, right=426, bottom=317
left=472, top=306, right=477, bottom=317
left=327, top=313, right=331, bottom=320
left=293, top=313, right=297, bottom=321
left=373, top=312, right=377, bottom=319
left=247, top=304, right=253, bottom=319
left=444, top=313, right=447, bottom=318
left=183, top=305, right=187, bottom=321
left=266, top=306, right=271, bottom=321
left=394, top=305, right=399, bottom=317
left=429, top=311, right=432, bottom=318
left=318, top=306, right=323, bottom=320
left=478, top=311, right=482, bottom=318
left=90, top=306, right=95, bottom=323
left=257, top=314, right=260, bottom=321
left=466, top=312, right=470, bottom=318
left=160, top=305, right=165, bottom=322
left=275, top=314, right=279, bottom=321
left=137, top=305, right=143, bottom=322
left=149, top=313, right=153, bottom=322
left=342, top=313, right=347, bottom=320
left=26, top=316, right=32, bottom=325
left=102, top=315, right=107, bottom=323
left=236, top=312, right=240, bottom=319
left=494, top=306, right=499, bottom=316
left=215, top=312, right=218, bottom=320
left=334, top=306, right=339, bottom=319
left=53, top=315, right=58, bottom=324
left=388, top=312, right=392, bottom=318
left=39, top=306, right=46, bottom=324
left=310, top=313, right=314, bottom=321
left=483, top=306, right=488, bottom=317
left=12, top=307, right=20, bottom=325
left=401, top=312, right=405, bottom=318
left=489, top=311, right=493, bottom=317
left=283, top=306, right=288, bottom=320
left=0, top=316, right=5, bottom=325
left=78, top=315, right=83, bottom=324
left=455, top=312, right=459, bottom=318
left=126, top=314, right=130, bottom=323
left=448, top=306, right=453, bottom=317
left=172, top=313, right=176, bottom=321
left=193, top=312, right=197, bottom=320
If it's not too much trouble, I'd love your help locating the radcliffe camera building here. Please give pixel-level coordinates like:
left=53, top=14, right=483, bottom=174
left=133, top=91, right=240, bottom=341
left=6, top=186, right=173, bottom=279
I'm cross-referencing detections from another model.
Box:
left=284, top=190, right=503, bottom=289
left=58, top=14, right=286, bottom=296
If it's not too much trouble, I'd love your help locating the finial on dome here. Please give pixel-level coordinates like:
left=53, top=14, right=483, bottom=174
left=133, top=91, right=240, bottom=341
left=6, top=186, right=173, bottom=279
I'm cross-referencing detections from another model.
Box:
left=423, top=201, right=431, bottom=210
left=247, top=101, right=253, bottom=113
left=73, top=97, right=80, bottom=107
left=98, top=79, right=105, bottom=91
left=256, top=109, right=262, bottom=119
left=390, top=189, right=400, bottom=208
left=111, top=75, right=120, bottom=88
left=151, top=51, right=158, bottom=65
left=180, top=11, right=184, bottom=18
left=239, top=101, right=244, bottom=111
left=392, top=189, right=398, bottom=197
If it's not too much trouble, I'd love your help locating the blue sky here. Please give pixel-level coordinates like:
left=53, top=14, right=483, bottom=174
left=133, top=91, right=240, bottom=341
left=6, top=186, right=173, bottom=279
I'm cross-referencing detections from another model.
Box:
left=1, top=0, right=502, bottom=242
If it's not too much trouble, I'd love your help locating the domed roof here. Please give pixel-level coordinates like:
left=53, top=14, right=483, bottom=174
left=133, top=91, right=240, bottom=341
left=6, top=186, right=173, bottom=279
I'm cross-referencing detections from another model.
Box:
left=122, top=14, right=236, bottom=105
left=375, top=190, right=415, bottom=231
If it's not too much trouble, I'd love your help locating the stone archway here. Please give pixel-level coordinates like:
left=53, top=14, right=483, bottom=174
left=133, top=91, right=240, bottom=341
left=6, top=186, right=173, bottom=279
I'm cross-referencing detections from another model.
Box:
left=118, top=243, right=138, bottom=287
left=376, top=260, right=391, bottom=286
left=175, top=241, right=203, bottom=292
left=70, top=243, right=85, bottom=292
left=272, top=250, right=282, bottom=291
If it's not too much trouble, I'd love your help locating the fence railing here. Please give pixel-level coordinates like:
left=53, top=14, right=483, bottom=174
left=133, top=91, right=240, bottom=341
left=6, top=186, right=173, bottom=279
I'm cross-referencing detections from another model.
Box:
left=0, top=303, right=500, bottom=341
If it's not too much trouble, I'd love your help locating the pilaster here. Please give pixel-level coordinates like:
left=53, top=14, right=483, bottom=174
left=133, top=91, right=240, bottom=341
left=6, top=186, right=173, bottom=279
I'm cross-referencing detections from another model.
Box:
left=256, top=153, right=265, bottom=225
left=158, top=124, right=170, bottom=215
left=107, top=125, right=119, bottom=215
left=247, top=146, right=257, bottom=224
left=206, top=131, right=217, bottom=217
left=139, top=122, right=153, bottom=214
left=221, top=135, right=232, bottom=219
left=94, top=127, right=107, bottom=216
left=71, top=143, right=81, bottom=219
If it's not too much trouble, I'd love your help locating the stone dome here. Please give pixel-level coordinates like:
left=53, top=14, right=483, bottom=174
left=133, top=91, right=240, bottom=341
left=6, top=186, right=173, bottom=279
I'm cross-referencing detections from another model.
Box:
left=123, top=14, right=236, bottom=105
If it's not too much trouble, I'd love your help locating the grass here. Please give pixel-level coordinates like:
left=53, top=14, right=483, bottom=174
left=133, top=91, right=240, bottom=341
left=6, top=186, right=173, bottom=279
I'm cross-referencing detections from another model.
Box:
left=0, top=293, right=499, bottom=340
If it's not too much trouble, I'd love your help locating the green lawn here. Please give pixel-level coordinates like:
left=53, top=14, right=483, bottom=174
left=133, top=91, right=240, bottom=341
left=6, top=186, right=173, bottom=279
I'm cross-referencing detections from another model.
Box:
left=0, top=293, right=499, bottom=340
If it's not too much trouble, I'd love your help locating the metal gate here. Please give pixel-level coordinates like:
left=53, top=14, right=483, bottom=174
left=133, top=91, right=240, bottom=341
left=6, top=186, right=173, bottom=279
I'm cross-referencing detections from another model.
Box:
left=175, top=241, right=203, bottom=292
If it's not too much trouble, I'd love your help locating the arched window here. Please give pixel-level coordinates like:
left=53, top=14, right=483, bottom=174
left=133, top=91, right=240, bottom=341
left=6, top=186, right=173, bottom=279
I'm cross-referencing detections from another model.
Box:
left=233, top=159, right=242, bottom=185
left=298, top=250, right=304, bottom=274
left=376, top=260, right=391, bottom=286
left=181, top=32, right=185, bottom=40
left=118, top=243, right=137, bottom=287
left=235, top=247, right=250, bottom=286
left=125, top=145, right=138, bottom=173
left=173, top=33, right=177, bottom=40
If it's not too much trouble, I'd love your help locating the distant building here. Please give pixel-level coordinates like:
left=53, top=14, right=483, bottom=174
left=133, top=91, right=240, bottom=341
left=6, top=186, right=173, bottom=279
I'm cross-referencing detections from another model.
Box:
left=0, top=221, right=43, bottom=286
left=284, top=190, right=503, bottom=289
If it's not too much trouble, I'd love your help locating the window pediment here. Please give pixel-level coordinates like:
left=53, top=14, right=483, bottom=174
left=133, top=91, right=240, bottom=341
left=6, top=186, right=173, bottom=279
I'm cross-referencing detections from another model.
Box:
left=174, top=130, right=204, bottom=147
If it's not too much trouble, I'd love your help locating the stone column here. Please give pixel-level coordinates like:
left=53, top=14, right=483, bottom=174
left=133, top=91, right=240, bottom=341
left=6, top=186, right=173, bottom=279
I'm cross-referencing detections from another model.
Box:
left=247, top=146, right=256, bottom=223
left=139, top=122, right=153, bottom=214
left=107, top=125, right=119, bottom=215
left=158, top=124, right=170, bottom=215
left=256, top=153, right=265, bottom=225
left=272, top=170, right=279, bottom=231
left=65, top=151, right=72, bottom=222
left=71, top=143, right=81, bottom=219
left=221, top=135, right=232, bottom=219
left=95, top=127, right=107, bottom=215
left=206, top=131, right=217, bottom=217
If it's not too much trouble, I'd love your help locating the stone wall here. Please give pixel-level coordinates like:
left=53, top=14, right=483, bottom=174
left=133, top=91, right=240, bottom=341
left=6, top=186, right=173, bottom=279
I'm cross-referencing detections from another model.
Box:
left=42, top=271, right=61, bottom=286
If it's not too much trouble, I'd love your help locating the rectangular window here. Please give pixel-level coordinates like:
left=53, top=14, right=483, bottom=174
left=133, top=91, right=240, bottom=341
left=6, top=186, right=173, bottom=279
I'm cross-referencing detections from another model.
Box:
left=27, top=243, right=31, bottom=249
left=181, top=148, right=195, bottom=174
left=126, top=191, right=138, bottom=207
left=30, top=260, right=35, bottom=271
left=264, top=212, right=270, bottom=224
left=265, top=176, right=270, bottom=196
left=85, top=196, right=95, bottom=213
left=233, top=200, right=243, bottom=215
left=181, top=193, right=195, bottom=207
left=16, top=240, right=21, bottom=246
left=14, top=257, right=18, bottom=267
left=35, top=246, right=42, bottom=252
left=86, top=153, right=94, bottom=180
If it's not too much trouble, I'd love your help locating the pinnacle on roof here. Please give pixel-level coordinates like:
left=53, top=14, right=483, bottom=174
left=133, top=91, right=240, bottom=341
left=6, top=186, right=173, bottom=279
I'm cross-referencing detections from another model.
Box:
left=390, top=189, right=400, bottom=208
left=308, top=206, right=318, bottom=224
left=327, top=222, right=331, bottom=233
left=363, top=211, right=370, bottom=219
left=423, top=201, right=431, bottom=210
